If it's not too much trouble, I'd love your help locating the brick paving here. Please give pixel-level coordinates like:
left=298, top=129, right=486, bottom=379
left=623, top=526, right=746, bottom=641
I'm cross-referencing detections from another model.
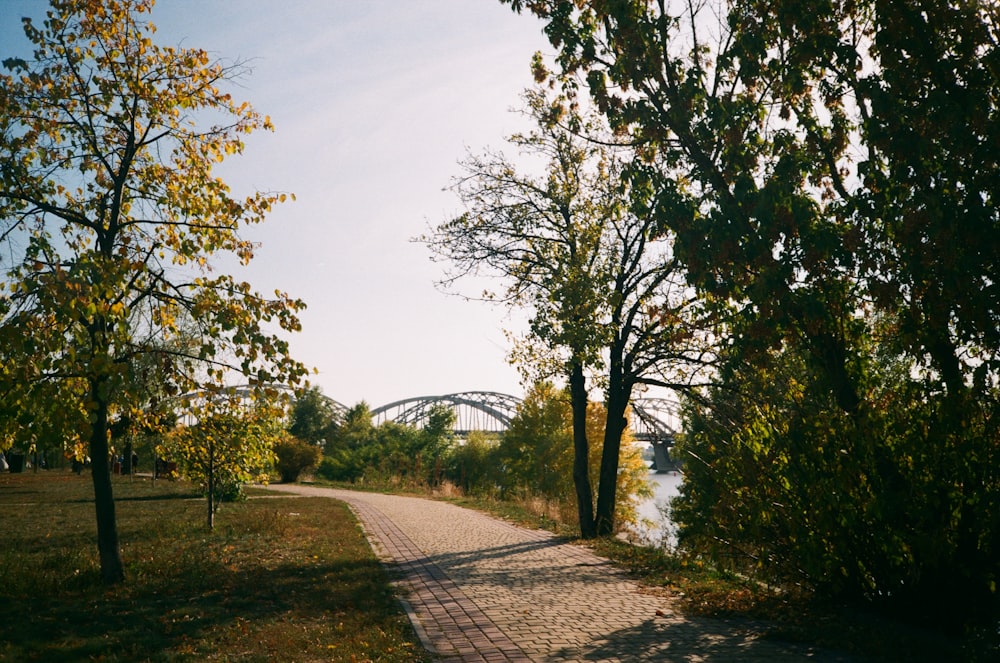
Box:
left=263, top=484, right=854, bottom=662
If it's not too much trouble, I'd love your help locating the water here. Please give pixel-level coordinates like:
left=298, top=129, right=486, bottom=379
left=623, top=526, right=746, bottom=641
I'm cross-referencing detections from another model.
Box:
left=632, top=469, right=684, bottom=548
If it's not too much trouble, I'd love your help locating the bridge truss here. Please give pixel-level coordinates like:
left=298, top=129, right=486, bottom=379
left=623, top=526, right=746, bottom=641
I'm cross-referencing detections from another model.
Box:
left=370, top=391, right=522, bottom=436
left=174, top=386, right=683, bottom=447
left=173, top=383, right=351, bottom=425
left=368, top=391, right=682, bottom=446
left=629, top=397, right=683, bottom=446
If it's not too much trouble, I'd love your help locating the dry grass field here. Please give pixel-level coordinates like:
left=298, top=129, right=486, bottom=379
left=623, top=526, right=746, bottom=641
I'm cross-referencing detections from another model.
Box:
left=0, top=470, right=429, bottom=662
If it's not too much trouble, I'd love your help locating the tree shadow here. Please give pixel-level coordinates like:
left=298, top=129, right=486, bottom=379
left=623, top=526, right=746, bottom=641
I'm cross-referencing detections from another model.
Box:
left=0, top=556, right=395, bottom=661
left=548, top=616, right=858, bottom=662
left=387, top=540, right=859, bottom=662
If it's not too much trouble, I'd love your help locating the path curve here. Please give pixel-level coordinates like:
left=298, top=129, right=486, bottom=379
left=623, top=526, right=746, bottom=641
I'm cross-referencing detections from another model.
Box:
left=263, top=484, right=853, bottom=662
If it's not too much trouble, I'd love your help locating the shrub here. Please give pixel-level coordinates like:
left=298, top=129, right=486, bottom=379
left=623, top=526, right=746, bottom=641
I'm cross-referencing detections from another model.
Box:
left=443, top=431, right=499, bottom=496
left=273, top=435, right=321, bottom=483
left=213, top=479, right=246, bottom=503
left=315, top=449, right=363, bottom=483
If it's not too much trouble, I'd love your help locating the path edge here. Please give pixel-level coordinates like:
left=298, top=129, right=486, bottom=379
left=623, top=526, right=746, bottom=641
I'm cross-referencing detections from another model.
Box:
left=343, top=500, right=443, bottom=659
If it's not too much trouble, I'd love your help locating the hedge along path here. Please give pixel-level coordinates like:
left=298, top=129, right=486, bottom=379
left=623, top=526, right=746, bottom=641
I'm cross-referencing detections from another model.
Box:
left=263, top=484, right=855, bottom=662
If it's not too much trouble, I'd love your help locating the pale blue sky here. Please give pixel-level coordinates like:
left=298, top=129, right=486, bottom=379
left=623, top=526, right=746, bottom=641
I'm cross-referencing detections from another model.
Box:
left=0, top=1, right=550, bottom=408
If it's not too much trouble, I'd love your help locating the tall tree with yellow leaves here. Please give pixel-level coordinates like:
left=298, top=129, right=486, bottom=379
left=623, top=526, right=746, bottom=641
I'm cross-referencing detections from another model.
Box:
left=0, top=0, right=308, bottom=584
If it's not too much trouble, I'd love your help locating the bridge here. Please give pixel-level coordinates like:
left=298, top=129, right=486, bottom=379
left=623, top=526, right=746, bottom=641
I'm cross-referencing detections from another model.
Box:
left=365, top=391, right=683, bottom=470
left=176, top=385, right=682, bottom=459
left=328, top=389, right=682, bottom=460
left=370, top=391, right=521, bottom=436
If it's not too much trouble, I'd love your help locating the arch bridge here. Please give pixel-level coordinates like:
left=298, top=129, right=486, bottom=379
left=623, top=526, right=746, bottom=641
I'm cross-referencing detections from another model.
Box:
left=371, top=391, right=521, bottom=436
left=171, top=383, right=351, bottom=426
left=368, top=392, right=682, bottom=449
left=173, top=385, right=682, bottom=454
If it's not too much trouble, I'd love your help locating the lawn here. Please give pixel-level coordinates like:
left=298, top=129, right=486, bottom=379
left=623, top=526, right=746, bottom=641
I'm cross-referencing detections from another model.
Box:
left=0, top=470, right=430, bottom=662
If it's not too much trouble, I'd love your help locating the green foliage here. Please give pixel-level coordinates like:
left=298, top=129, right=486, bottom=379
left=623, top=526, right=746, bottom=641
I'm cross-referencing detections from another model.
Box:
left=674, top=342, right=866, bottom=585
left=273, top=434, right=321, bottom=483
left=422, top=403, right=456, bottom=462
left=366, top=421, right=424, bottom=484
left=492, top=382, right=576, bottom=501
left=324, top=402, right=375, bottom=456
left=444, top=430, right=500, bottom=495
left=161, top=399, right=283, bottom=528
left=494, top=382, right=580, bottom=500
left=316, top=402, right=455, bottom=488
left=0, top=377, right=89, bottom=458
left=315, top=450, right=364, bottom=483
left=507, top=0, right=1000, bottom=627
left=314, top=403, right=371, bottom=483
left=287, top=386, right=340, bottom=447
left=674, top=334, right=1000, bottom=625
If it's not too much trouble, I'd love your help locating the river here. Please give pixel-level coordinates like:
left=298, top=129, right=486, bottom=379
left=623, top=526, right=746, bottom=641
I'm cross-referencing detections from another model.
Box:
left=632, top=469, right=684, bottom=548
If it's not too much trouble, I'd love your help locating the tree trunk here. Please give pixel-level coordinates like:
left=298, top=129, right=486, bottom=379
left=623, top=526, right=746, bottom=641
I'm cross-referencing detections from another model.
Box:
left=207, top=443, right=215, bottom=530
left=569, top=362, right=596, bottom=538
left=595, top=399, right=629, bottom=536
left=596, top=357, right=630, bottom=537
left=89, top=376, right=125, bottom=584
left=122, top=441, right=133, bottom=475
left=924, top=322, right=988, bottom=618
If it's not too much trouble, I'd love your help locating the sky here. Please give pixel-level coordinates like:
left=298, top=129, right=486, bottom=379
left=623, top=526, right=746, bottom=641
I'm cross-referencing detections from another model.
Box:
left=0, top=0, right=553, bottom=409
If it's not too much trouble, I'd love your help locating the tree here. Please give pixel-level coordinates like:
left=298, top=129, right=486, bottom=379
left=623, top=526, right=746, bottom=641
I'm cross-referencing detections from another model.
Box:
left=504, top=0, right=1000, bottom=620
left=163, top=398, right=281, bottom=529
left=416, top=403, right=456, bottom=485
left=426, top=87, right=608, bottom=536
left=0, top=371, right=89, bottom=464
left=317, top=402, right=374, bottom=482
left=497, top=381, right=576, bottom=500
left=287, top=386, right=341, bottom=448
left=273, top=433, right=321, bottom=483
left=495, top=381, right=651, bottom=530
left=427, top=83, right=706, bottom=536
left=443, top=430, right=499, bottom=495
left=585, top=156, right=712, bottom=537
left=326, top=402, right=375, bottom=455
left=0, top=0, right=307, bottom=583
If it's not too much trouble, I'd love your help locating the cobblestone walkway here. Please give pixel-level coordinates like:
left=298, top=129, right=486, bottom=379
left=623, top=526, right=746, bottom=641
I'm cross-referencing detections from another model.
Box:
left=263, top=484, right=853, bottom=662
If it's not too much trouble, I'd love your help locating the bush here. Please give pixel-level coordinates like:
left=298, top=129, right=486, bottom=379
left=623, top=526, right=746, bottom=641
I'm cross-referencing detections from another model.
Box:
left=672, top=339, right=1000, bottom=628
left=315, top=449, right=364, bottom=483
left=273, top=435, right=321, bottom=483
left=213, top=479, right=246, bottom=504
left=442, top=431, right=499, bottom=495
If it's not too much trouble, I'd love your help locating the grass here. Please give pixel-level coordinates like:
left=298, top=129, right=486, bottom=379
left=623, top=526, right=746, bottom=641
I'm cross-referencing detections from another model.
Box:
left=12, top=468, right=993, bottom=662
left=0, top=470, right=430, bottom=663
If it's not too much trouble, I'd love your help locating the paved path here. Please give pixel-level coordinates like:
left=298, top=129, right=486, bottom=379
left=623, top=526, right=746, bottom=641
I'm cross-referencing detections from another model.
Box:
left=263, top=484, right=853, bottom=662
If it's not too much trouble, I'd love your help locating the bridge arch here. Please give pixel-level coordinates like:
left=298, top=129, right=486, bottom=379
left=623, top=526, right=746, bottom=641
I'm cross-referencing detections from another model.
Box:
left=629, top=397, right=683, bottom=445
left=630, top=396, right=684, bottom=471
left=370, top=391, right=523, bottom=436
left=366, top=392, right=684, bottom=444
left=173, top=386, right=684, bottom=447
left=173, top=384, right=351, bottom=424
